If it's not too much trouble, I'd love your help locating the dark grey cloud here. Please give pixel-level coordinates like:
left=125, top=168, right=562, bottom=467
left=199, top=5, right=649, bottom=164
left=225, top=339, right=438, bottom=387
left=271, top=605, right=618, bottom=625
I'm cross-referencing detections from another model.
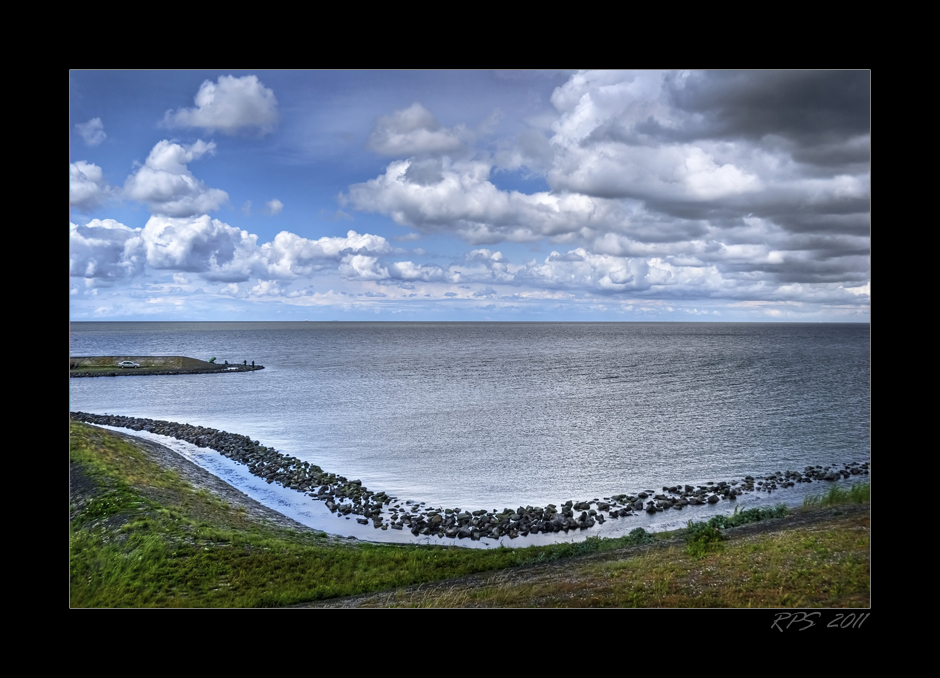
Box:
left=620, top=215, right=710, bottom=243
left=637, top=183, right=870, bottom=237
left=773, top=233, right=870, bottom=258
left=790, top=134, right=870, bottom=169
left=722, top=255, right=871, bottom=285
left=581, top=71, right=870, bottom=173
left=769, top=211, right=870, bottom=237
left=664, top=71, right=870, bottom=144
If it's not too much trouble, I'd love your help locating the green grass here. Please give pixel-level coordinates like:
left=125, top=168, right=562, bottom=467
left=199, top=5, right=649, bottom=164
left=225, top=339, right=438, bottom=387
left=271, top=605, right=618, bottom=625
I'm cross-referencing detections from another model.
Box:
left=70, top=421, right=870, bottom=608
left=682, top=504, right=789, bottom=558
left=70, top=422, right=667, bottom=607
left=803, top=481, right=870, bottom=508
left=365, top=514, right=870, bottom=608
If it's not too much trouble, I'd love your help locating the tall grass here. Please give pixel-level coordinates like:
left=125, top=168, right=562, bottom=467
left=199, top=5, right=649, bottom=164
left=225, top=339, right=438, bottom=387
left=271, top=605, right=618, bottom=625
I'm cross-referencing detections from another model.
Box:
left=803, top=481, right=870, bottom=508
left=684, top=504, right=789, bottom=558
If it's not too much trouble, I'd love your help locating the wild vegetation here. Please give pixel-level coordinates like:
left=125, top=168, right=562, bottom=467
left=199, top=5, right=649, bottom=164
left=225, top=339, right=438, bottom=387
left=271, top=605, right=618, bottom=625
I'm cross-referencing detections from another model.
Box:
left=803, top=481, right=870, bottom=508
left=70, top=421, right=869, bottom=608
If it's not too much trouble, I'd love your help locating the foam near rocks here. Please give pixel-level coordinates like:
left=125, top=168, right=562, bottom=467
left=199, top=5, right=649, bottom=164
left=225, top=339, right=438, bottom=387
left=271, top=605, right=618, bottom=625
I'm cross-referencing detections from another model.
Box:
left=71, top=412, right=869, bottom=542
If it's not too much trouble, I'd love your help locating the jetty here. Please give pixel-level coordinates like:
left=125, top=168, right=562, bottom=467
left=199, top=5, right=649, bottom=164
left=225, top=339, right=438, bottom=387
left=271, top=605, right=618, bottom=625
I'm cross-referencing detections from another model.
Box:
left=69, top=356, right=264, bottom=377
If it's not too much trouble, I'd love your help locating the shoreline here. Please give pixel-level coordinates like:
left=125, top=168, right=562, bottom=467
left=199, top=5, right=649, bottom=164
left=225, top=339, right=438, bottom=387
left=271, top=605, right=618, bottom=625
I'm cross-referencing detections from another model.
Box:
left=76, top=423, right=348, bottom=541
left=70, top=411, right=870, bottom=547
left=70, top=420, right=870, bottom=607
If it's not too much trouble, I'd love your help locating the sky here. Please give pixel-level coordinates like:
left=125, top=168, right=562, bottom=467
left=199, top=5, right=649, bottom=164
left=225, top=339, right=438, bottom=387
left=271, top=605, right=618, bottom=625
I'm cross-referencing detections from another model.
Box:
left=69, top=70, right=870, bottom=322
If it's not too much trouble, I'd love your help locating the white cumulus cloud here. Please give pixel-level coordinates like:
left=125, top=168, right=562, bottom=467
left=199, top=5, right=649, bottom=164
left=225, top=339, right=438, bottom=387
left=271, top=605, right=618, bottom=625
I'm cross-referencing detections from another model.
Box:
left=139, top=215, right=261, bottom=282
left=70, top=161, right=113, bottom=211
left=123, top=140, right=229, bottom=217
left=262, top=230, right=391, bottom=278
left=162, top=75, right=279, bottom=136
left=343, top=158, right=624, bottom=245
left=69, top=220, right=144, bottom=282
left=71, top=214, right=400, bottom=287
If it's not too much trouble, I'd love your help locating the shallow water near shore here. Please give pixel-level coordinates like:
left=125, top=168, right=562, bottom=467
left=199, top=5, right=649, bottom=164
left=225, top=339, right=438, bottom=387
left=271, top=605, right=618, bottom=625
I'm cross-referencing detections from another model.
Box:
left=93, top=424, right=866, bottom=548
left=71, top=321, right=870, bottom=546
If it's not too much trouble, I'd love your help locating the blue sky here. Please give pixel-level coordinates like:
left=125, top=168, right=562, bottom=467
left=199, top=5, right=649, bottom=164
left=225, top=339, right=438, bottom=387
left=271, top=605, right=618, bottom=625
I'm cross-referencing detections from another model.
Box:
left=70, top=70, right=870, bottom=321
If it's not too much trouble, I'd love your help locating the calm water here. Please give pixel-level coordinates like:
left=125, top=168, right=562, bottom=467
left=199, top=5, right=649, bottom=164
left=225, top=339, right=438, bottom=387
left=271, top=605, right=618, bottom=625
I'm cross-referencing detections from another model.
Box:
left=69, top=322, right=870, bottom=545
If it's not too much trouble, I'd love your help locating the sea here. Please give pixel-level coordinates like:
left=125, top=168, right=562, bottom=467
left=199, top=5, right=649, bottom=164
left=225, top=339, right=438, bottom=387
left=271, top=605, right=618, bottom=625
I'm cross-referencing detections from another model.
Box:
left=69, top=322, right=871, bottom=548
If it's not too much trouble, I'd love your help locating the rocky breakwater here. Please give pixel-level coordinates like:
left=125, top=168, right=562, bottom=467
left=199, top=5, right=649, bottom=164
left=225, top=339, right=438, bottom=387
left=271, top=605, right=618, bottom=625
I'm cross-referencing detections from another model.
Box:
left=70, top=412, right=869, bottom=542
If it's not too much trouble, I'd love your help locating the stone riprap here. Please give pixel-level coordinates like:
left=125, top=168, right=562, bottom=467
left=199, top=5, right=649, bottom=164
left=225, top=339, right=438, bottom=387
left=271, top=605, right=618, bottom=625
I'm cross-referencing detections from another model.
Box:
left=70, top=412, right=869, bottom=541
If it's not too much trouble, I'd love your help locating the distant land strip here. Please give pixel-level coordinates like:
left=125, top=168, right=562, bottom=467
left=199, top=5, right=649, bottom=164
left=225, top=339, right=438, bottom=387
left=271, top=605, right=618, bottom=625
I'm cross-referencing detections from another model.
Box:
left=69, top=356, right=264, bottom=377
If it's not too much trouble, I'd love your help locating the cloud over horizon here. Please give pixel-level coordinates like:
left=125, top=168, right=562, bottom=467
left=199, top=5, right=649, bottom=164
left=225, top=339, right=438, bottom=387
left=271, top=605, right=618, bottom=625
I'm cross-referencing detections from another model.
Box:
left=70, top=70, right=869, bottom=321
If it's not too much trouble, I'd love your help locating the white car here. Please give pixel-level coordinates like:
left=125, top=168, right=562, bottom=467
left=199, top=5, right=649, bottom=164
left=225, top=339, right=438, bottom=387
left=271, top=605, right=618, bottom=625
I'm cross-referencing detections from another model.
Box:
left=117, top=361, right=140, bottom=368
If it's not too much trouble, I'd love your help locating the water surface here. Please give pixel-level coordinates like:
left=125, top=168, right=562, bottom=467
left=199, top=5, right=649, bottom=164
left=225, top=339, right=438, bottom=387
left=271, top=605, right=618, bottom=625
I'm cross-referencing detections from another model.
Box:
left=70, top=322, right=870, bottom=544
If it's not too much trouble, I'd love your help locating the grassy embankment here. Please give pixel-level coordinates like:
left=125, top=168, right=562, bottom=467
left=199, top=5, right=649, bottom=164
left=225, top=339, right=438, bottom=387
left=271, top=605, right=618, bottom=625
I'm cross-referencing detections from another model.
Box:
left=70, top=421, right=869, bottom=608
